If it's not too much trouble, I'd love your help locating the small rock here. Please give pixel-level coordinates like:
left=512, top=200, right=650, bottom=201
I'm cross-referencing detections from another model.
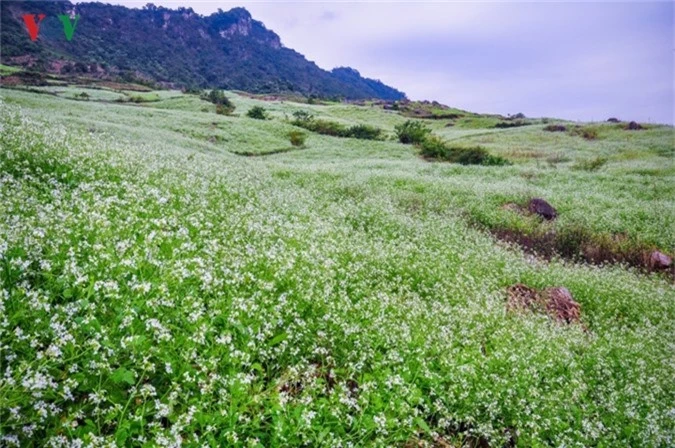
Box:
left=542, top=287, right=581, bottom=324
left=528, top=198, right=558, bottom=220
left=506, top=283, right=540, bottom=311
left=649, top=251, right=672, bottom=270
left=625, top=121, right=643, bottom=130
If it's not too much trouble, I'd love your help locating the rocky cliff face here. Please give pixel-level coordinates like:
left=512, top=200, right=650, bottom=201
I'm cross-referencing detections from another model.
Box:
left=0, top=1, right=404, bottom=99
left=209, top=8, right=281, bottom=49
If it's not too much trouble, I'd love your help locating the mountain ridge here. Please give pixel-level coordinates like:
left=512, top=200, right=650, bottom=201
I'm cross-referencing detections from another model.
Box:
left=0, top=1, right=406, bottom=100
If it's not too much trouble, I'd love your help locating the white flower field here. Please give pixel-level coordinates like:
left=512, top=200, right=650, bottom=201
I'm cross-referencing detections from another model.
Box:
left=0, top=87, right=673, bottom=447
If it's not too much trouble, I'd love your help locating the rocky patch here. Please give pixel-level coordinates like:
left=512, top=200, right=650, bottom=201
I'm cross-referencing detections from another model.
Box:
left=527, top=198, right=558, bottom=220
left=507, top=284, right=581, bottom=324
left=625, top=121, right=644, bottom=131
left=649, top=251, right=672, bottom=270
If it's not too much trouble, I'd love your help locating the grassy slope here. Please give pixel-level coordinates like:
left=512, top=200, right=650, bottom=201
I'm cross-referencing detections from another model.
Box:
left=0, top=87, right=674, bottom=447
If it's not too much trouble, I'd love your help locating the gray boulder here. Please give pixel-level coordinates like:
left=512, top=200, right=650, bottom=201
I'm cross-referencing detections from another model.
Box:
left=649, top=251, right=672, bottom=270
left=528, top=198, right=558, bottom=220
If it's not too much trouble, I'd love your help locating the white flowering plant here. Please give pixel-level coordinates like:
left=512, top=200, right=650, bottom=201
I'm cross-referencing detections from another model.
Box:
left=0, top=89, right=673, bottom=447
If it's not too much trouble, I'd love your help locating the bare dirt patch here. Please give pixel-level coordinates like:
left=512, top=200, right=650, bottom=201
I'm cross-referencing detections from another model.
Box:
left=405, top=422, right=516, bottom=448
left=278, top=362, right=358, bottom=399
left=491, top=226, right=674, bottom=279
left=493, top=200, right=673, bottom=279
left=506, top=284, right=581, bottom=324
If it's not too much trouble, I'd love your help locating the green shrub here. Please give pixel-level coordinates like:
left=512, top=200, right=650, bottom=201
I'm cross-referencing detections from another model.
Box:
left=293, top=118, right=335, bottom=135
left=202, top=90, right=235, bottom=114
left=395, top=120, right=431, bottom=144
left=453, top=147, right=509, bottom=166
left=288, top=131, right=307, bottom=147
left=544, top=124, right=567, bottom=132
left=306, top=119, right=348, bottom=136
left=581, top=128, right=598, bottom=140
left=215, top=104, right=233, bottom=115
left=292, top=110, right=313, bottom=122
left=183, top=86, right=202, bottom=95
left=246, top=106, right=268, bottom=120
left=128, top=94, right=158, bottom=103
left=346, top=124, right=382, bottom=140
left=418, top=135, right=450, bottom=159
left=569, top=125, right=599, bottom=140
left=494, top=120, right=528, bottom=129
left=290, top=113, right=382, bottom=140
left=418, top=135, right=510, bottom=166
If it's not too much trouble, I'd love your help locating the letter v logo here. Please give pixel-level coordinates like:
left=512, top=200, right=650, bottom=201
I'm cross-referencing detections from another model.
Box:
left=22, top=14, right=46, bottom=41
left=57, top=14, right=80, bottom=41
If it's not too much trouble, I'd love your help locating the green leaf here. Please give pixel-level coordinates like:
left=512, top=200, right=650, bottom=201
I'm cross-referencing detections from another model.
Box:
left=115, top=427, right=129, bottom=445
left=83, top=419, right=97, bottom=433
left=111, top=367, right=135, bottom=385
left=268, top=332, right=287, bottom=347
left=416, top=417, right=431, bottom=434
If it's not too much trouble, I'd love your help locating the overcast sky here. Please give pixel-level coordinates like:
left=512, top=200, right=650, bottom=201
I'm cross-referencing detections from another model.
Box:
left=99, top=1, right=672, bottom=123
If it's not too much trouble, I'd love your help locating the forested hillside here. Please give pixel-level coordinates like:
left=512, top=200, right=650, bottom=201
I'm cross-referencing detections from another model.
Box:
left=0, top=1, right=406, bottom=99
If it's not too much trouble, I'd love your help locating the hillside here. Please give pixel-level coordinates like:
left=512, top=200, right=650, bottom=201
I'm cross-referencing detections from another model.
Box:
left=1, top=79, right=674, bottom=446
left=0, top=1, right=405, bottom=100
